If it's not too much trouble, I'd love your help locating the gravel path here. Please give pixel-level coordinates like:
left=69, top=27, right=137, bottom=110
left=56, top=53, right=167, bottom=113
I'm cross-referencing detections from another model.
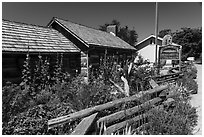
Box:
left=190, top=64, right=202, bottom=135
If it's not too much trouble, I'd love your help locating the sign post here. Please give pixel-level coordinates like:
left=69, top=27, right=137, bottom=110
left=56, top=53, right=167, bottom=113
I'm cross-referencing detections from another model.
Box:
left=155, top=2, right=159, bottom=74
left=159, top=45, right=180, bottom=60
left=159, top=35, right=182, bottom=72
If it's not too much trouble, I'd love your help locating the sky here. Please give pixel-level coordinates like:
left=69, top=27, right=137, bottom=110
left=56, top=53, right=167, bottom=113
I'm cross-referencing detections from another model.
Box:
left=2, top=2, right=202, bottom=42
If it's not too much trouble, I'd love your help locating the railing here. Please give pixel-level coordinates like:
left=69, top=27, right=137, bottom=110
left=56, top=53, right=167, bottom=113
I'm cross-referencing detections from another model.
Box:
left=149, top=71, right=183, bottom=84
left=48, top=72, right=183, bottom=135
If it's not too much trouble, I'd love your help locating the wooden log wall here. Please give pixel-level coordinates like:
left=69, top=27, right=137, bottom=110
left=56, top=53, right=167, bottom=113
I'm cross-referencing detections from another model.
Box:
left=80, top=49, right=133, bottom=81
left=2, top=54, right=25, bottom=85
left=2, top=52, right=80, bottom=86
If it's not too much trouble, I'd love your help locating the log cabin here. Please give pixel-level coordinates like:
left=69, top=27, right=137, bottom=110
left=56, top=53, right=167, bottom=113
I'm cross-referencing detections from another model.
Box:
left=47, top=17, right=136, bottom=79
left=2, top=18, right=136, bottom=85
left=2, top=19, right=81, bottom=85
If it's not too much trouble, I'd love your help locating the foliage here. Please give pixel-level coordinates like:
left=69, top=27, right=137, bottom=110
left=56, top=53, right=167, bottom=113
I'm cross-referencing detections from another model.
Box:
left=3, top=96, right=76, bottom=135
left=99, top=122, right=133, bottom=135
left=32, top=54, right=51, bottom=93
left=158, top=29, right=172, bottom=38
left=143, top=85, right=198, bottom=135
left=128, top=55, right=155, bottom=94
left=177, top=62, right=198, bottom=94
left=2, top=83, right=27, bottom=124
left=21, top=53, right=32, bottom=86
left=3, top=105, right=48, bottom=135
left=52, top=53, right=70, bottom=83
left=2, top=53, right=74, bottom=135
left=159, top=27, right=202, bottom=61
left=2, top=51, right=199, bottom=135
left=173, top=27, right=202, bottom=60
left=2, top=53, right=125, bottom=135
left=158, top=27, right=202, bottom=61
left=182, top=61, right=197, bottom=79
left=99, top=20, right=138, bottom=46
left=129, top=63, right=155, bottom=94
left=96, top=56, right=198, bottom=135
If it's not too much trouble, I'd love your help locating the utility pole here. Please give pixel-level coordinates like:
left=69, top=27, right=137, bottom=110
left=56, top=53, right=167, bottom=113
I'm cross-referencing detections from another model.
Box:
left=155, top=2, right=159, bottom=74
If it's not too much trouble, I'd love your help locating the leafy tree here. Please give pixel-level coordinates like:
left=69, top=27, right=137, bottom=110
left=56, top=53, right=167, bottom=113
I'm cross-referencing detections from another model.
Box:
left=159, top=27, right=202, bottom=61
left=158, top=29, right=172, bottom=38
left=99, top=20, right=138, bottom=47
left=172, top=27, right=202, bottom=60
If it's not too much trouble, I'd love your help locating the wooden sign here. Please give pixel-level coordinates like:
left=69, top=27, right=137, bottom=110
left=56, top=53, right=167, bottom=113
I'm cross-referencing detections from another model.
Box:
left=159, top=45, right=180, bottom=60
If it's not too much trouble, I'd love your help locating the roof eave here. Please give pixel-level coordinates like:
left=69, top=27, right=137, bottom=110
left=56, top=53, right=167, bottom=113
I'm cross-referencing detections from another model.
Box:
left=2, top=50, right=80, bottom=54
left=47, top=17, right=56, bottom=27
left=51, top=18, right=90, bottom=49
left=89, top=43, right=136, bottom=51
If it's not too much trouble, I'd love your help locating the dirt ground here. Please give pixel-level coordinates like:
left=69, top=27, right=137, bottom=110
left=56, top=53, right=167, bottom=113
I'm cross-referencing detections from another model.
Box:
left=190, top=64, right=202, bottom=135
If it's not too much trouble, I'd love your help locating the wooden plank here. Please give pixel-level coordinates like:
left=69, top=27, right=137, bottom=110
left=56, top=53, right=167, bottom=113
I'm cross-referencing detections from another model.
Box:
left=149, top=79, right=159, bottom=88
left=153, top=72, right=182, bottom=79
left=106, top=96, right=175, bottom=135
left=71, top=112, right=98, bottom=135
left=48, top=85, right=168, bottom=129
left=105, top=97, right=175, bottom=135
left=97, top=97, right=162, bottom=126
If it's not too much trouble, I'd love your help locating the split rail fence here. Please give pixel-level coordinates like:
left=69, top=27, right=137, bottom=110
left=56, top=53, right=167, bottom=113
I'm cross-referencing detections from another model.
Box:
left=48, top=72, right=183, bottom=135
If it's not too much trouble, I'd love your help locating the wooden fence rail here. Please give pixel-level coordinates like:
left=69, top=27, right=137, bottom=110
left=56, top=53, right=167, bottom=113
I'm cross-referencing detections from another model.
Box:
left=48, top=72, right=183, bottom=135
left=48, top=85, right=168, bottom=129
left=149, top=71, right=183, bottom=85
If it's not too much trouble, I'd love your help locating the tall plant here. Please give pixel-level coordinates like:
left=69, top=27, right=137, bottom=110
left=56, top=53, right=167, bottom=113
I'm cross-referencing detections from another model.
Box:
left=21, top=53, right=32, bottom=87
left=33, top=54, right=51, bottom=90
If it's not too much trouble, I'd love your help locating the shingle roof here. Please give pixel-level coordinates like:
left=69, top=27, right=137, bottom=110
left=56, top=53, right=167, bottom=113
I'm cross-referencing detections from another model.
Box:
left=51, top=17, right=136, bottom=50
left=2, top=19, right=80, bottom=53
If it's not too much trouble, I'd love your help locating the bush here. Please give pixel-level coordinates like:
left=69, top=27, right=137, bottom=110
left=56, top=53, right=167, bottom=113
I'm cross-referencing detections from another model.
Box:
left=178, top=62, right=198, bottom=94
left=129, top=64, right=155, bottom=94
left=135, top=84, right=198, bottom=135
left=178, top=76, right=198, bottom=94
left=2, top=100, right=76, bottom=135
left=182, top=61, right=197, bottom=79
left=146, top=103, right=197, bottom=135
left=2, top=53, right=198, bottom=135
left=2, top=82, right=37, bottom=125
left=2, top=53, right=126, bottom=135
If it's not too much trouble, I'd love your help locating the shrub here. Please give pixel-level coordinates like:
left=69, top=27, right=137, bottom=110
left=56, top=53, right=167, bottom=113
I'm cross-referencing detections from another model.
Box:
left=138, top=85, right=198, bottom=135
left=178, top=62, right=198, bottom=94
left=2, top=100, right=76, bottom=135
left=146, top=103, right=197, bottom=135
left=178, top=76, right=198, bottom=94
left=129, top=64, right=155, bottom=93
left=2, top=53, right=198, bottom=135
left=2, top=53, right=75, bottom=135
left=182, top=61, right=197, bottom=79
left=2, top=54, right=125, bottom=135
